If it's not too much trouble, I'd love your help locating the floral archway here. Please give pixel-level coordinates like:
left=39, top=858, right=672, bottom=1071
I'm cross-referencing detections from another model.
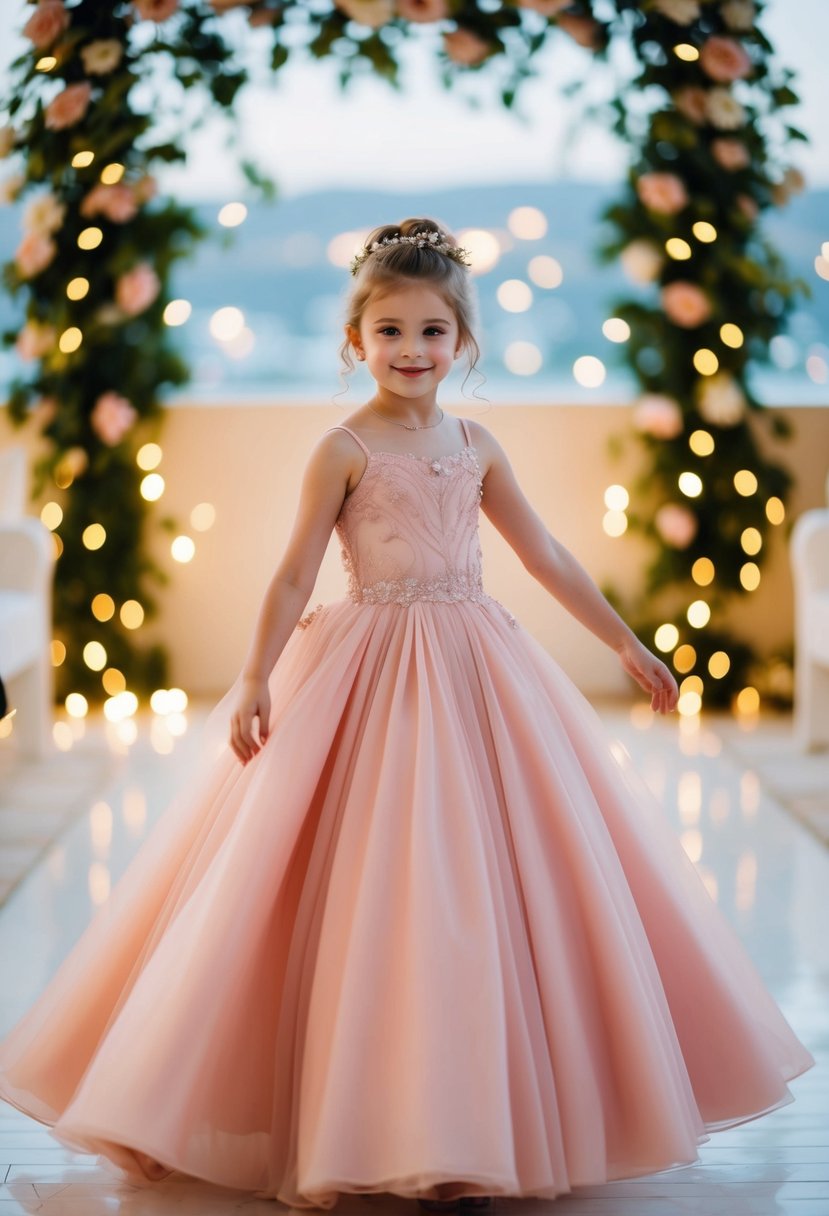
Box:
left=2, top=0, right=806, bottom=714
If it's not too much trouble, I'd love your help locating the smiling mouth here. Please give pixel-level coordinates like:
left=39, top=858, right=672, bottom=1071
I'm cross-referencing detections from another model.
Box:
left=394, top=367, right=432, bottom=375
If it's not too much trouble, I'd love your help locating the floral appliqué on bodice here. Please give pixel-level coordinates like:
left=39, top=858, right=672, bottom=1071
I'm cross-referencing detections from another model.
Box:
left=297, top=425, right=517, bottom=630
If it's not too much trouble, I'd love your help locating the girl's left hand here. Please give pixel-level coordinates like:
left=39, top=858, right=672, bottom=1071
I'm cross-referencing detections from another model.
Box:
left=615, top=637, right=679, bottom=714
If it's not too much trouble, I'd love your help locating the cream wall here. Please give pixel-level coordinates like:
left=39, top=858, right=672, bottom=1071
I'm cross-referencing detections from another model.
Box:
left=2, top=402, right=828, bottom=699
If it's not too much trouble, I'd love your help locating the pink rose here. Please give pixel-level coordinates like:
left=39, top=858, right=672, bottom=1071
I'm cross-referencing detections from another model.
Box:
left=16, top=320, right=57, bottom=360
left=661, top=281, right=712, bottom=328
left=632, top=394, right=684, bottom=440
left=711, top=137, right=750, bottom=170
left=23, top=0, right=70, bottom=49
left=81, top=182, right=139, bottom=223
left=673, top=86, right=708, bottom=126
left=45, top=82, right=92, bottom=131
left=396, top=0, right=449, bottom=20
left=515, top=0, right=571, bottom=15
left=655, top=503, right=698, bottom=548
left=555, top=12, right=603, bottom=50
left=636, top=172, right=688, bottom=215
left=443, top=28, right=491, bottom=65
left=91, top=391, right=138, bottom=446
left=134, top=0, right=179, bottom=19
left=115, top=263, right=161, bottom=315
left=699, top=36, right=752, bottom=83
left=15, top=232, right=57, bottom=278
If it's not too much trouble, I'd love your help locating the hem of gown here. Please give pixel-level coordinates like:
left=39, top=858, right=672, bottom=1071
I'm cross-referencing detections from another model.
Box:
left=1, top=1059, right=814, bottom=1208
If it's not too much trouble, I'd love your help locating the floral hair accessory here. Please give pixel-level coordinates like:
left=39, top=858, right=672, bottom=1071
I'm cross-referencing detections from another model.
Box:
left=349, top=231, right=472, bottom=275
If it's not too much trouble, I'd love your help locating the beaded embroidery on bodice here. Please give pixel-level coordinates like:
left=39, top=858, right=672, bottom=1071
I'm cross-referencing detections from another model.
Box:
left=297, top=424, right=516, bottom=628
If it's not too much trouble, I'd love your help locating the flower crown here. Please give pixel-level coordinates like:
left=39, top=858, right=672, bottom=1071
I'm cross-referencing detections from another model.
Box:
left=349, top=231, right=472, bottom=276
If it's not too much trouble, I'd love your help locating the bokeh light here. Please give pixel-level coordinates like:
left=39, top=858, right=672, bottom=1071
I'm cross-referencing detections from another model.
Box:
left=573, top=356, right=606, bottom=387
left=507, top=206, right=547, bottom=239
left=218, top=202, right=247, bottom=227
left=527, top=255, right=563, bottom=289
left=504, top=341, right=542, bottom=375
left=496, top=279, right=533, bottom=312
left=163, top=299, right=192, bottom=326
left=602, top=317, right=630, bottom=342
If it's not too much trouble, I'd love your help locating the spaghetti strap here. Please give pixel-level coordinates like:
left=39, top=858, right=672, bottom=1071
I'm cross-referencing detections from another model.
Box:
left=459, top=416, right=471, bottom=445
left=326, top=424, right=371, bottom=458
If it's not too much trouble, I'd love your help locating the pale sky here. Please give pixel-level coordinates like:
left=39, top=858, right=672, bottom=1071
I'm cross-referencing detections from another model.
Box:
left=1, top=1, right=827, bottom=199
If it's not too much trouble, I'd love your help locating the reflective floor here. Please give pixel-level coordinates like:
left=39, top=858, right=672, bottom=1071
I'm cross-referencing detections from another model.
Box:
left=0, top=699, right=827, bottom=1215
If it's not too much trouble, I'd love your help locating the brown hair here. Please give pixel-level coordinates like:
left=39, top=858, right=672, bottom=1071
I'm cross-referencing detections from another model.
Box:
left=338, top=217, right=483, bottom=395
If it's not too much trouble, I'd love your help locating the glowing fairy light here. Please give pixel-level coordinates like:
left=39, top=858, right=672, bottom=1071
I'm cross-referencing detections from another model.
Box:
left=527, top=255, right=563, bottom=289
left=100, top=162, right=125, bottom=185
left=655, top=624, right=679, bottom=652
left=692, top=222, right=717, bottom=242
left=674, top=43, right=699, bottom=61
left=679, top=472, right=703, bottom=498
left=602, top=318, right=630, bottom=342
left=687, top=600, right=711, bottom=628
left=218, top=202, right=248, bottom=227
left=665, top=238, right=692, bottom=260
left=693, top=349, right=718, bottom=375
left=507, top=206, right=547, bottom=240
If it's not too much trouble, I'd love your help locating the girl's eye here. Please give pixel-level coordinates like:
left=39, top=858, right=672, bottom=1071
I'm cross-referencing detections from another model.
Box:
left=425, top=327, right=445, bottom=336
left=379, top=327, right=398, bottom=336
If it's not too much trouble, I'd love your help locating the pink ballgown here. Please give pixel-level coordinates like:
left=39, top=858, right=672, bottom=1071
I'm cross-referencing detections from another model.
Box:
left=0, top=418, right=814, bottom=1208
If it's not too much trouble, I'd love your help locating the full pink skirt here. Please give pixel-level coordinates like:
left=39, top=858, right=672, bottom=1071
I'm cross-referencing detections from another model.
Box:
left=0, top=599, right=814, bottom=1207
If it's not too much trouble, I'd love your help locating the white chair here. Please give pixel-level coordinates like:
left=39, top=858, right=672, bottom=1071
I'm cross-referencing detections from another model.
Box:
left=0, top=444, right=55, bottom=756
left=790, top=470, right=829, bottom=752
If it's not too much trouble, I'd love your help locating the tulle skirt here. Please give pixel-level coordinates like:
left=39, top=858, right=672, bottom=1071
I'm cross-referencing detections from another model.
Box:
left=0, top=597, right=814, bottom=1207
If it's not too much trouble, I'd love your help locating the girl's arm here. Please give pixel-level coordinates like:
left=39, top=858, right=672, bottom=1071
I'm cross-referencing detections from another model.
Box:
left=471, top=422, right=679, bottom=715
left=230, top=430, right=360, bottom=763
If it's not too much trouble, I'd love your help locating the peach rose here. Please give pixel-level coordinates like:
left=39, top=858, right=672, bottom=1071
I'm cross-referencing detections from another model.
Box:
left=783, top=166, right=806, bottom=194
left=673, top=86, right=709, bottom=125
left=335, top=0, right=394, bottom=26
left=636, top=172, right=688, bottom=215
left=91, top=391, right=138, bottom=446
left=661, top=281, right=711, bottom=328
left=516, top=0, right=571, bottom=15
left=29, top=396, right=59, bottom=427
left=699, top=35, right=752, bottom=83
left=134, top=0, right=179, bottom=19
left=555, top=12, right=602, bottom=50
left=45, top=82, right=92, bottom=131
left=711, top=137, right=750, bottom=170
left=23, top=192, right=65, bottom=235
left=0, top=173, right=25, bottom=204
left=0, top=125, right=15, bottom=158
left=81, top=182, right=138, bottom=223
left=80, top=38, right=124, bottom=75
left=720, top=0, right=755, bottom=33
left=16, top=320, right=57, bottom=360
left=115, top=263, right=161, bottom=315
left=397, top=0, right=448, bottom=20
left=249, top=5, right=279, bottom=24
left=443, top=28, right=491, bottom=65
left=705, top=87, right=746, bottom=130
left=653, top=0, right=700, bottom=22
left=132, top=175, right=158, bottom=204
left=15, top=232, right=57, bottom=277
left=655, top=503, right=698, bottom=548
left=632, top=394, right=684, bottom=440
left=23, top=0, right=70, bottom=49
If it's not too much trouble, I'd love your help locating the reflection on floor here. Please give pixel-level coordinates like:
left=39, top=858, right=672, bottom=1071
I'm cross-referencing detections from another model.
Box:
left=0, top=698, right=827, bottom=1214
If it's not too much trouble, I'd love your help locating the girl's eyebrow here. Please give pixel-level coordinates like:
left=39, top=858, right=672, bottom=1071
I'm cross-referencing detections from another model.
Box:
left=372, top=317, right=450, bottom=324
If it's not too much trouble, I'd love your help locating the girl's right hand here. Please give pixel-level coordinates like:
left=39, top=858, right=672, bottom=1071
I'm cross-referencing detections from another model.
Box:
left=229, top=676, right=271, bottom=765
left=616, top=637, right=679, bottom=715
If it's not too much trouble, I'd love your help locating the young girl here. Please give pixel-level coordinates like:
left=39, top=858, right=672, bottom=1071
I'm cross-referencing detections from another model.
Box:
left=0, top=217, right=814, bottom=1212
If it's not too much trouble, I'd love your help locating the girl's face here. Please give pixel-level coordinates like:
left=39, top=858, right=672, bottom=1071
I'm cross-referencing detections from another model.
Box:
left=347, top=283, right=462, bottom=403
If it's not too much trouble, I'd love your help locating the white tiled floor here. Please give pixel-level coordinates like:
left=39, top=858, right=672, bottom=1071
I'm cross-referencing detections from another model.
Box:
left=0, top=699, right=827, bottom=1214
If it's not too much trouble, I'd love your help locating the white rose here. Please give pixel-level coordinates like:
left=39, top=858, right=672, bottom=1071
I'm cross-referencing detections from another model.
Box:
left=705, top=87, right=746, bottom=130
left=620, top=239, right=663, bottom=284
left=696, top=372, right=746, bottom=426
left=23, top=192, right=66, bottom=236
left=720, top=0, right=755, bottom=32
left=653, top=0, right=701, bottom=24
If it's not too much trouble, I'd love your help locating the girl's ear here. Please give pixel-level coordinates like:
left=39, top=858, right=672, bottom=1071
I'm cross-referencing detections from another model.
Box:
left=345, top=323, right=364, bottom=360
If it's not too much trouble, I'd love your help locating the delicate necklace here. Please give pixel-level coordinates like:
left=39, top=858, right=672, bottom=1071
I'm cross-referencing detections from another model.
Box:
left=367, top=403, right=444, bottom=431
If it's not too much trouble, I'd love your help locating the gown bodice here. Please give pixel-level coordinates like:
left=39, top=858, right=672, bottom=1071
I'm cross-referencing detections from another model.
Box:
left=332, top=426, right=487, bottom=608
